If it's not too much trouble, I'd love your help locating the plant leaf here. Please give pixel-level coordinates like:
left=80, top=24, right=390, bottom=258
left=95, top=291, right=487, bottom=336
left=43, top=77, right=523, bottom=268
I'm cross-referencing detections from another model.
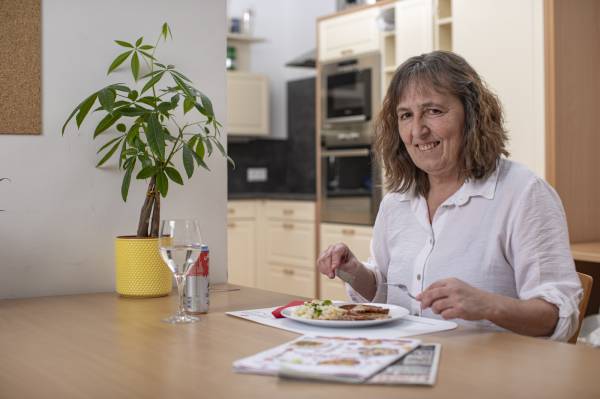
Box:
left=136, top=165, right=158, bottom=179
left=135, top=37, right=143, bottom=47
left=137, top=96, right=158, bottom=107
left=131, top=52, right=140, bottom=81
left=96, top=135, right=124, bottom=154
left=204, top=136, right=213, bottom=156
left=139, top=44, right=153, bottom=50
left=161, top=23, right=172, bottom=40
left=146, top=113, right=165, bottom=160
left=165, top=167, right=183, bottom=185
left=71, top=93, right=98, bottom=130
left=139, top=50, right=156, bottom=61
left=226, top=155, right=236, bottom=169
left=116, top=123, right=126, bottom=132
left=182, top=143, right=194, bottom=178
left=211, top=136, right=227, bottom=157
left=127, top=90, right=139, bottom=101
left=141, top=71, right=164, bottom=94
left=121, top=159, right=136, bottom=201
left=199, top=92, right=215, bottom=117
left=170, top=70, right=192, bottom=83
left=115, top=40, right=133, bottom=48
left=156, top=171, right=169, bottom=197
left=107, top=51, right=132, bottom=74
left=183, top=97, right=194, bottom=114
left=196, top=138, right=205, bottom=160
left=126, top=124, right=140, bottom=144
left=94, top=113, right=121, bottom=138
left=171, top=74, right=193, bottom=98
left=98, top=88, right=116, bottom=111
left=118, top=139, right=127, bottom=168
left=96, top=139, right=122, bottom=167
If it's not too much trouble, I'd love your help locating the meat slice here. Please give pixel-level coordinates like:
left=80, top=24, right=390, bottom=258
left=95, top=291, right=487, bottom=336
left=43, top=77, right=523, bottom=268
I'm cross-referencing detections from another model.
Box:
left=339, top=304, right=389, bottom=315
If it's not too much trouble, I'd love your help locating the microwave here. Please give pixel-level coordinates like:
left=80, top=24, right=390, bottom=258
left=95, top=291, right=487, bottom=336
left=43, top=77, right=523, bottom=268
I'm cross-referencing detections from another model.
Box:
left=321, top=53, right=381, bottom=147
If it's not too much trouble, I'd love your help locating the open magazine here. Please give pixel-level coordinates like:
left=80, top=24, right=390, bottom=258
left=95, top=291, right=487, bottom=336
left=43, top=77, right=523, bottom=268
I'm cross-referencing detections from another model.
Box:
left=366, top=343, right=441, bottom=385
left=233, top=335, right=425, bottom=383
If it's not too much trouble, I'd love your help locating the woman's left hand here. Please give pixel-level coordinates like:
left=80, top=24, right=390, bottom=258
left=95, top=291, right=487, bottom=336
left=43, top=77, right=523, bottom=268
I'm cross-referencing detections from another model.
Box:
left=416, top=278, right=494, bottom=321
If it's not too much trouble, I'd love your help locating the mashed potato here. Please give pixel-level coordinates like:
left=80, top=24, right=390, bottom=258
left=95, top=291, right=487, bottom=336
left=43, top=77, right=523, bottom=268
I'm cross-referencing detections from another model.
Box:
left=293, top=299, right=347, bottom=320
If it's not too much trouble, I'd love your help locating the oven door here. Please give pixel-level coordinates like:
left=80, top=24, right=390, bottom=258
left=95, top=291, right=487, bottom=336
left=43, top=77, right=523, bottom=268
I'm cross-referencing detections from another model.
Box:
left=320, top=147, right=380, bottom=226
left=325, top=68, right=372, bottom=123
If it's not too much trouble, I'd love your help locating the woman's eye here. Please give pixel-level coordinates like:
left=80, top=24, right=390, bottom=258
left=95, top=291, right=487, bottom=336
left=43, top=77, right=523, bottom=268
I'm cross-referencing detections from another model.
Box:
left=427, top=108, right=442, bottom=115
left=399, top=113, right=411, bottom=121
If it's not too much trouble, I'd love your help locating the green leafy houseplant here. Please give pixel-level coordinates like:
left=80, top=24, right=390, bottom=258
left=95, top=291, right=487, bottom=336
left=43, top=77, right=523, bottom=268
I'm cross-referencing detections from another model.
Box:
left=63, top=23, right=232, bottom=237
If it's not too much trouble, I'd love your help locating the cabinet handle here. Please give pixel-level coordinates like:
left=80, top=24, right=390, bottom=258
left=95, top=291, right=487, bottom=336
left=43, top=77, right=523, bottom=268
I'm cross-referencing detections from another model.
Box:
left=341, top=228, right=355, bottom=235
left=282, top=209, right=294, bottom=215
left=228, top=208, right=235, bottom=214
left=283, top=223, right=294, bottom=230
left=283, top=268, right=295, bottom=276
left=228, top=222, right=236, bottom=228
left=341, top=49, right=353, bottom=56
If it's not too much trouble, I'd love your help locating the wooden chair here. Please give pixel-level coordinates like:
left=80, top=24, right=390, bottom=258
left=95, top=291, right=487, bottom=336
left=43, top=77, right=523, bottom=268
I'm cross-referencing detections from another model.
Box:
left=569, top=272, right=594, bottom=344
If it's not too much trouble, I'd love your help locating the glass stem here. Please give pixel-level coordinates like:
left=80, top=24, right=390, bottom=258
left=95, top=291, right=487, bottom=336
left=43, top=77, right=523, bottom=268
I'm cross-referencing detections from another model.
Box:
left=176, top=274, right=186, bottom=316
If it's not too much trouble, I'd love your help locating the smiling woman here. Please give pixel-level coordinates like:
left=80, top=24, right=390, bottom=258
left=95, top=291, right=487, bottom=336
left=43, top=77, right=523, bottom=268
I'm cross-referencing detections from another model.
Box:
left=316, top=51, right=583, bottom=342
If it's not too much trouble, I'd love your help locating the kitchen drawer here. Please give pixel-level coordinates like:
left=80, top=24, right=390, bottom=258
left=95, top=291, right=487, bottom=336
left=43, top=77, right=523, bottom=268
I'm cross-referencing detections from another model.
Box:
left=264, top=220, right=315, bottom=270
left=320, top=223, right=373, bottom=262
left=264, top=263, right=315, bottom=298
left=227, top=200, right=257, bottom=220
left=264, top=200, right=315, bottom=222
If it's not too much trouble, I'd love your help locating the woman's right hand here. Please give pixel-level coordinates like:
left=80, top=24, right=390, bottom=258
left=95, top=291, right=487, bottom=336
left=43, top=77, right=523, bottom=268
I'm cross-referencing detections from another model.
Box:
left=316, top=243, right=361, bottom=279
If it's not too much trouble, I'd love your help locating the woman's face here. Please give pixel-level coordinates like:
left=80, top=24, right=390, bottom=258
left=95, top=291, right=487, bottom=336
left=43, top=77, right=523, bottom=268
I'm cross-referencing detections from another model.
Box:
left=396, top=83, right=465, bottom=181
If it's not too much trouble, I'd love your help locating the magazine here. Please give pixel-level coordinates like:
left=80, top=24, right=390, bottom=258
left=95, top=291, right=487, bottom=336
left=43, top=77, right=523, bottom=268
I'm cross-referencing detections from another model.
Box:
left=366, top=343, right=441, bottom=386
left=233, top=336, right=421, bottom=383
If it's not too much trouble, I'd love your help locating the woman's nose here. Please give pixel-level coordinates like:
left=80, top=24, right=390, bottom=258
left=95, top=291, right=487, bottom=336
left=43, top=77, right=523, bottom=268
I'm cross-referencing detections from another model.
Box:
left=411, top=119, right=429, bottom=139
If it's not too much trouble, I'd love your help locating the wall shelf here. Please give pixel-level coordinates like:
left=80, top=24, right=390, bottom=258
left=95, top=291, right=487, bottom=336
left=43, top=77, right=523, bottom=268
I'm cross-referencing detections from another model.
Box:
left=437, top=17, right=452, bottom=26
left=571, top=242, right=600, bottom=263
left=226, top=33, right=265, bottom=43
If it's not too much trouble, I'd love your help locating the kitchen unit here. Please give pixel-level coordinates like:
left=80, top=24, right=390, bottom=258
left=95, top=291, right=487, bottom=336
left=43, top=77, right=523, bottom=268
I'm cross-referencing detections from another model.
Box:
left=226, top=34, right=270, bottom=136
left=228, top=199, right=316, bottom=297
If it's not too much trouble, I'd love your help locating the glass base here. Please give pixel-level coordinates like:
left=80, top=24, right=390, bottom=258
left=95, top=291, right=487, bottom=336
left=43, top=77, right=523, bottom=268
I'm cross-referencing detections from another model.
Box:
left=162, top=313, right=200, bottom=324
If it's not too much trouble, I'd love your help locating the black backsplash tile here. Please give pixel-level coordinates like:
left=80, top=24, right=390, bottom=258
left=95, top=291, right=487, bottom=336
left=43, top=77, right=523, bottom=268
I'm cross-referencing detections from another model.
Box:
left=228, top=77, right=316, bottom=195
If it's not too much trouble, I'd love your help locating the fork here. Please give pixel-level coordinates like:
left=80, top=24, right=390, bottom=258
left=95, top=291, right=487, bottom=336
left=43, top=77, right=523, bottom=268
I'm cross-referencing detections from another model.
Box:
left=382, top=283, right=418, bottom=300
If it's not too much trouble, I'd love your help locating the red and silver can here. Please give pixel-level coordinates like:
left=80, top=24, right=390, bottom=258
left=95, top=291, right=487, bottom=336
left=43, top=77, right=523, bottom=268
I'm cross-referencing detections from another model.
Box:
left=184, top=245, right=209, bottom=314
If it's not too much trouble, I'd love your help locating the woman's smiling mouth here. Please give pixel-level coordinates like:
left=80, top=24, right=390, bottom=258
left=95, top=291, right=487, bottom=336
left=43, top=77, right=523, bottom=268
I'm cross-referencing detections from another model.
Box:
left=416, top=141, right=441, bottom=151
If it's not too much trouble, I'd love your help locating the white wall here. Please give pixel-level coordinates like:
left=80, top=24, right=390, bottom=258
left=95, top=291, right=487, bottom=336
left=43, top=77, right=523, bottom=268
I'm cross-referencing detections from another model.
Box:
left=0, top=0, right=228, bottom=298
left=228, top=0, right=336, bottom=138
left=454, top=0, right=546, bottom=178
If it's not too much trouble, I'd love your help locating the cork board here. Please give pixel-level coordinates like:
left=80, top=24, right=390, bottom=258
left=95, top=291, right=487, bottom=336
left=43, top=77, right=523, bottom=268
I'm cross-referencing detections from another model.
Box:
left=0, top=0, right=41, bottom=135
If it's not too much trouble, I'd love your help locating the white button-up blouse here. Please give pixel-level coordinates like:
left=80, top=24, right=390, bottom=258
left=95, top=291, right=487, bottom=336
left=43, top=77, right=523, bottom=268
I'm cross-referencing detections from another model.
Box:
left=347, top=158, right=582, bottom=341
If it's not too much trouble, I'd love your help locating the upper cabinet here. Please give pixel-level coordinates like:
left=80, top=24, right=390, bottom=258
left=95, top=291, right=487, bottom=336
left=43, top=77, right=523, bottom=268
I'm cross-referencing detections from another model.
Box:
left=318, top=7, right=381, bottom=62
left=394, top=0, right=433, bottom=65
left=227, top=72, right=269, bottom=136
left=226, top=35, right=270, bottom=137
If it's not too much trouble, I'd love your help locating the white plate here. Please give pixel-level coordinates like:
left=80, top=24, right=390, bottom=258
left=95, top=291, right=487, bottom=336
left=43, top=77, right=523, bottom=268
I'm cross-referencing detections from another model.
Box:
left=280, top=303, right=409, bottom=328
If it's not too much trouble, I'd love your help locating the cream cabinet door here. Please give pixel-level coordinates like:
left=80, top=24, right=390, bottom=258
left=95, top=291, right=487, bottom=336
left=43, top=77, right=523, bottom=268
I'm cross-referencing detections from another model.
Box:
left=319, top=223, right=373, bottom=301
left=264, top=220, right=315, bottom=270
left=227, top=72, right=269, bottom=136
left=263, top=263, right=315, bottom=298
left=318, top=7, right=380, bottom=62
left=227, top=219, right=256, bottom=287
left=395, top=0, right=434, bottom=65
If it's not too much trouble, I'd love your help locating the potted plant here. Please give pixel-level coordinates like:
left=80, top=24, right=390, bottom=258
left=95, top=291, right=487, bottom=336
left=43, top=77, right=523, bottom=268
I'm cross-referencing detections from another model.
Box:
left=63, top=23, right=232, bottom=297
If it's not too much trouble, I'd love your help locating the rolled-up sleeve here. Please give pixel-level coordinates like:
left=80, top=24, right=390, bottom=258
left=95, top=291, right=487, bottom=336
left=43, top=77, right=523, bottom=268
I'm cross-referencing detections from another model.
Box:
left=509, top=178, right=583, bottom=341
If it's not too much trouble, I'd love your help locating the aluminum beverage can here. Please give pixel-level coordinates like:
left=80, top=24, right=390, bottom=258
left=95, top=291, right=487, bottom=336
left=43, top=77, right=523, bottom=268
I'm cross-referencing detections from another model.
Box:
left=184, top=245, right=209, bottom=314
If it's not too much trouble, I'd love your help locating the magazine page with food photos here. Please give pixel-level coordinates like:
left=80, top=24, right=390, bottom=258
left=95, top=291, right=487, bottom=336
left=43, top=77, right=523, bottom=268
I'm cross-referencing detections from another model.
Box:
left=233, top=336, right=420, bottom=383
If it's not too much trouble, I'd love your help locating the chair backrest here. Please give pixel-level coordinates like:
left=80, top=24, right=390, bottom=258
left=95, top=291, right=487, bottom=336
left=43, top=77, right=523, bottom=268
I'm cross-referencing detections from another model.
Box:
left=569, top=272, right=593, bottom=344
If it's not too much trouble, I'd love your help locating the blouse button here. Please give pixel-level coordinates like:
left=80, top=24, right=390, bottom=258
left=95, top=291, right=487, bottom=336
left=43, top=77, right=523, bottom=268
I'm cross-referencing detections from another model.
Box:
left=417, top=274, right=421, bottom=281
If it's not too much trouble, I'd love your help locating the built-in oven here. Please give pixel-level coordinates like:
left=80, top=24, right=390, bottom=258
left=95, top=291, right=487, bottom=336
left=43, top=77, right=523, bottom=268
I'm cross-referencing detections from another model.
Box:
left=321, top=52, right=380, bottom=147
left=320, top=52, right=382, bottom=225
left=321, top=146, right=381, bottom=226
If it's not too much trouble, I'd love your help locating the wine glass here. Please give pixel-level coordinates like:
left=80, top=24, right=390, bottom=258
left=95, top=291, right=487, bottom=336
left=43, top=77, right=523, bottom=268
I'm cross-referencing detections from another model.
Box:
left=158, top=219, right=203, bottom=324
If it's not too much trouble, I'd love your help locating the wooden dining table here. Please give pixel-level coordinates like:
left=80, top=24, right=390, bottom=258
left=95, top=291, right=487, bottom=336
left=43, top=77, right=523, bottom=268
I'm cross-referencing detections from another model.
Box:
left=1, top=284, right=599, bottom=399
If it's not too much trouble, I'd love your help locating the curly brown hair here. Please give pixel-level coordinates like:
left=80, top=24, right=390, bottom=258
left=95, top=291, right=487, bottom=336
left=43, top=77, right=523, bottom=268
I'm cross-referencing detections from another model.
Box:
left=374, top=51, right=508, bottom=195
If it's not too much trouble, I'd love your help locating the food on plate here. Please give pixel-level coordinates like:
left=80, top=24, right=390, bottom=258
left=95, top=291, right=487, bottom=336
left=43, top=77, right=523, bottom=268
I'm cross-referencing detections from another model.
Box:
left=292, top=300, right=391, bottom=321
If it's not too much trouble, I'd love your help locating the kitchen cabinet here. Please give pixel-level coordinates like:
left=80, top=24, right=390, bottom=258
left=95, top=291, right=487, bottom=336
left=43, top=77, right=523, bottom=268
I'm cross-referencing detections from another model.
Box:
left=260, top=201, right=316, bottom=297
left=227, top=200, right=317, bottom=297
left=227, top=72, right=269, bottom=136
left=319, top=223, right=373, bottom=301
left=227, top=201, right=258, bottom=287
left=318, top=7, right=381, bottom=62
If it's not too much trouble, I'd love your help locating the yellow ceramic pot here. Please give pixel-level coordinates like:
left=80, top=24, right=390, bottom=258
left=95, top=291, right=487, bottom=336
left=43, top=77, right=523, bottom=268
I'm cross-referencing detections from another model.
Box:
left=115, top=236, right=172, bottom=297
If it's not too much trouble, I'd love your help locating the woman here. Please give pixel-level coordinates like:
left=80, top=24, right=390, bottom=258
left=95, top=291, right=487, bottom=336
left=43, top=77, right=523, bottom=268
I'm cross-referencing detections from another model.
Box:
left=317, top=51, right=582, bottom=341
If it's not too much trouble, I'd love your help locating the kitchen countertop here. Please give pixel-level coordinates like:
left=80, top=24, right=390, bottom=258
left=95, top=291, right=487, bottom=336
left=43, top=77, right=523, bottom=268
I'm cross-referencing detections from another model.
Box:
left=228, top=192, right=316, bottom=201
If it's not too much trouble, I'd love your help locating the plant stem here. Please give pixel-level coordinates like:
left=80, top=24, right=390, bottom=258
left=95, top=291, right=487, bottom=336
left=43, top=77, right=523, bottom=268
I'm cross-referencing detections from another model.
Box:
left=137, top=177, right=156, bottom=237
left=150, top=186, right=160, bottom=237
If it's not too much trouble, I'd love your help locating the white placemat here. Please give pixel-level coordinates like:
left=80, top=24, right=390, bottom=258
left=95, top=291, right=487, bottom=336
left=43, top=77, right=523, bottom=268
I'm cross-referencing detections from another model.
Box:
left=226, top=306, right=457, bottom=338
